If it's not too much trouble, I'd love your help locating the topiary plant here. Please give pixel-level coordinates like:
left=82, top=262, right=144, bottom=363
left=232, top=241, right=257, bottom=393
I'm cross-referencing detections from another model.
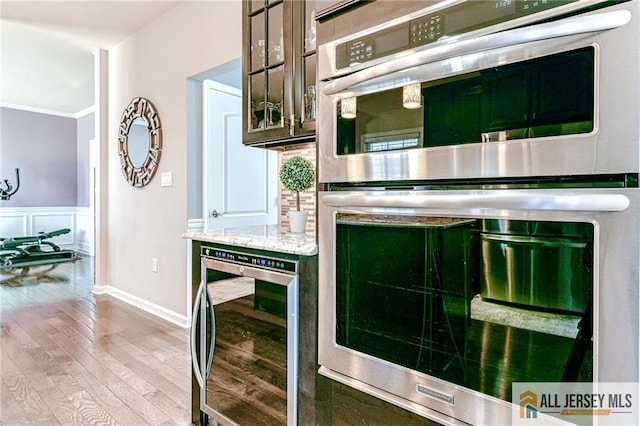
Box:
left=279, top=156, right=315, bottom=211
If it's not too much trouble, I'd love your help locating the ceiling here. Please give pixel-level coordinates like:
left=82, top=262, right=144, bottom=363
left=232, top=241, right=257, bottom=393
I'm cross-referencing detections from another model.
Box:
left=1, top=0, right=181, bottom=115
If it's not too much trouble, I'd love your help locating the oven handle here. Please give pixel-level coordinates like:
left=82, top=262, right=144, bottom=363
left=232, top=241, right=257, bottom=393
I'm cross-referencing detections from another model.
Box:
left=190, top=279, right=205, bottom=389
left=321, top=191, right=630, bottom=212
left=322, top=9, right=631, bottom=95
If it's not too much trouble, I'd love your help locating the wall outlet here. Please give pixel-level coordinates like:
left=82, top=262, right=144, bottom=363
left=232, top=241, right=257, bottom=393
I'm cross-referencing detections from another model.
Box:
left=152, top=258, right=159, bottom=273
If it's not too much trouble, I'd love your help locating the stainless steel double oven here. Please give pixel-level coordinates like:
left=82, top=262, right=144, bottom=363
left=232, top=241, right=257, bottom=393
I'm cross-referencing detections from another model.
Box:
left=316, top=0, right=640, bottom=424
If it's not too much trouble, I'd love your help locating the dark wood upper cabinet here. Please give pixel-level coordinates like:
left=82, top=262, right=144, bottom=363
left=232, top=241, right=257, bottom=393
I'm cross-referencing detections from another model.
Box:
left=243, top=0, right=318, bottom=147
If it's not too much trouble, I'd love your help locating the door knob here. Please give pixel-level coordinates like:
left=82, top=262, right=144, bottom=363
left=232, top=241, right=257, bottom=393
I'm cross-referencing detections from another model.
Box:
left=211, top=210, right=226, bottom=217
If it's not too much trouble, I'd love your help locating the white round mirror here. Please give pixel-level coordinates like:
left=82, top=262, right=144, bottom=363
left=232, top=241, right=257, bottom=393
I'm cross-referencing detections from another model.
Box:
left=118, top=97, right=162, bottom=187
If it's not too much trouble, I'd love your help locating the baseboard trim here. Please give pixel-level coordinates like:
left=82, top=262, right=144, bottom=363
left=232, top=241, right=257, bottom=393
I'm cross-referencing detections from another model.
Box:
left=187, top=218, right=204, bottom=233
left=77, top=242, right=92, bottom=255
left=92, top=285, right=189, bottom=329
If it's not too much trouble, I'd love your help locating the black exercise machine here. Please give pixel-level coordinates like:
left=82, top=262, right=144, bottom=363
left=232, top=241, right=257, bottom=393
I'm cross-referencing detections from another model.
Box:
left=1, top=228, right=78, bottom=268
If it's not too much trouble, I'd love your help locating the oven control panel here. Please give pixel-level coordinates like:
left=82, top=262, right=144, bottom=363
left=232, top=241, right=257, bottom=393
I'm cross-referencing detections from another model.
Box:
left=201, top=246, right=297, bottom=273
left=336, top=0, right=579, bottom=69
left=410, top=15, right=443, bottom=45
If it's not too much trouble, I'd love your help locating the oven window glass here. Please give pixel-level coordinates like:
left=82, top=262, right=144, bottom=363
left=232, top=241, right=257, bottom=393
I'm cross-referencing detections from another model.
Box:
left=335, top=47, right=594, bottom=155
left=335, top=215, right=593, bottom=401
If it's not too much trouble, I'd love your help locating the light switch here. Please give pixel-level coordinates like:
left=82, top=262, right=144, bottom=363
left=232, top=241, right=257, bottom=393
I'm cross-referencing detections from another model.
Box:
left=161, top=172, right=172, bottom=187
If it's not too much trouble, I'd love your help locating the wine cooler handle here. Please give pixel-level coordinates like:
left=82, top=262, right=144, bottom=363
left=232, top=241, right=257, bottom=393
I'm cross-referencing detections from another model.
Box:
left=205, top=290, right=216, bottom=376
left=190, top=279, right=205, bottom=388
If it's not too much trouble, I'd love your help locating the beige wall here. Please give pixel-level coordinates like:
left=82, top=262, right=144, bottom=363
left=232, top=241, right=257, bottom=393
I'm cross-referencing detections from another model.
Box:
left=102, top=1, right=242, bottom=322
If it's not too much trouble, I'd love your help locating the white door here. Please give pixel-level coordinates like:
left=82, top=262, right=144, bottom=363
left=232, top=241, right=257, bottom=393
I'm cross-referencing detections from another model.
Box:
left=203, top=80, right=277, bottom=231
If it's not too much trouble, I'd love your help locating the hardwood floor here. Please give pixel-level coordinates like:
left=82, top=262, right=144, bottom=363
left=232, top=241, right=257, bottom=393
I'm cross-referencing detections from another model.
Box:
left=0, top=257, right=192, bottom=426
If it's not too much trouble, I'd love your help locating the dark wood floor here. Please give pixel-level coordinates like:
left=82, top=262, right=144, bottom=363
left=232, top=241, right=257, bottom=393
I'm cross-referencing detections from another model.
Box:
left=0, top=257, right=192, bottom=426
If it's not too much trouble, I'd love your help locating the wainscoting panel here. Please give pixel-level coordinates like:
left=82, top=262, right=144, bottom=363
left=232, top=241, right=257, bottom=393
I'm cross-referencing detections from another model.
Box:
left=31, top=212, right=75, bottom=244
left=0, top=214, right=28, bottom=237
left=76, top=207, right=95, bottom=255
left=0, top=207, right=94, bottom=254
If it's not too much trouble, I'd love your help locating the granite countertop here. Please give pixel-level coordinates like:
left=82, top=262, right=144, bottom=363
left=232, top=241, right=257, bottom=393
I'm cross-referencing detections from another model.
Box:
left=183, top=225, right=317, bottom=256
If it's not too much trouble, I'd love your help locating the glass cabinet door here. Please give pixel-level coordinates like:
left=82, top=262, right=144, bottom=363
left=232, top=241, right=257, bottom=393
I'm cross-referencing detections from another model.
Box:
left=299, top=1, right=317, bottom=131
left=243, top=0, right=316, bottom=146
left=248, top=2, right=285, bottom=133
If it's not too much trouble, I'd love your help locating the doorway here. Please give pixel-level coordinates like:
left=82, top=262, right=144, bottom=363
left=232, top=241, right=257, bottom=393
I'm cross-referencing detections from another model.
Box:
left=186, top=58, right=279, bottom=321
left=202, top=80, right=277, bottom=231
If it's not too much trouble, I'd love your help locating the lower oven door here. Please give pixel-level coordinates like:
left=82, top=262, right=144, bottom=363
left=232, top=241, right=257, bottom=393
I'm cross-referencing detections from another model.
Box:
left=318, top=186, right=638, bottom=425
left=193, top=255, right=299, bottom=426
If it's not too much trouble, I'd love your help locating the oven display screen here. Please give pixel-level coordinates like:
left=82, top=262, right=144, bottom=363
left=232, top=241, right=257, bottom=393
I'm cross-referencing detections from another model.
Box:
left=445, top=0, right=516, bottom=34
left=375, top=26, right=409, bottom=57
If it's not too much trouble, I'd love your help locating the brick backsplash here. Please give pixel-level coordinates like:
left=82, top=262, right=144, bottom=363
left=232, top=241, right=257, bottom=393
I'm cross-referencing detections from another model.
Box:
left=279, top=143, right=316, bottom=234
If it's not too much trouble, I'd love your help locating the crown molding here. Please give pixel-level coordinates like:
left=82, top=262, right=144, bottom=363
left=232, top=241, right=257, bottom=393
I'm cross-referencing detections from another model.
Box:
left=1, top=102, right=95, bottom=119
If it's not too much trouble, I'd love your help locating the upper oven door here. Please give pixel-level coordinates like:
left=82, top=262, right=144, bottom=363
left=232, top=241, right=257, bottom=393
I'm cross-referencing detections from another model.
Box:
left=317, top=1, right=640, bottom=184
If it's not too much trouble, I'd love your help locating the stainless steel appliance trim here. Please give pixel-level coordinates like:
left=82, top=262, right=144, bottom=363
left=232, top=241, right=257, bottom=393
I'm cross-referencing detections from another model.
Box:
left=190, top=278, right=205, bottom=389
left=318, top=366, right=472, bottom=426
left=200, top=403, right=237, bottom=426
left=321, top=190, right=630, bottom=212
left=322, top=9, right=630, bottom=95
left=201, top=256, right=296, bottom=283
left=286, top=274, right=299, bottom=426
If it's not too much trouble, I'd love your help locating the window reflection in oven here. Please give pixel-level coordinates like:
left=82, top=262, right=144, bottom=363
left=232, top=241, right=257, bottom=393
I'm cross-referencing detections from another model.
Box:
left=335, top=214, right=593, bottom=401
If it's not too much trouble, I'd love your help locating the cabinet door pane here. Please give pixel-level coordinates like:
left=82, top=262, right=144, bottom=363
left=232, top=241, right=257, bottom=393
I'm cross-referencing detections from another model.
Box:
left=267, top=3, right=284, bottom=66
left=303, top=55, right=317, bottom=122
left=304, top=1, right=318, bottom=52
left=266, top=66, right=284, bottom=129
left=250, top=13, right=266, bottom=72
left=250, top=0, right=264, bottom=13
left=251, top=73, right=266, bottom=130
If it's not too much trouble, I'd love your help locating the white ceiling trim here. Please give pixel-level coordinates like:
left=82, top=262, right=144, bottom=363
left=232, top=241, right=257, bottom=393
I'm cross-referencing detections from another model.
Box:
left=1, top=102, right=80, bottom=119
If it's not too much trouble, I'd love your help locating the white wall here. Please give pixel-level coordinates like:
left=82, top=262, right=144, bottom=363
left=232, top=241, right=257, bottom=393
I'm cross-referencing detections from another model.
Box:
left=98, top=1, right=242, bottom=326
